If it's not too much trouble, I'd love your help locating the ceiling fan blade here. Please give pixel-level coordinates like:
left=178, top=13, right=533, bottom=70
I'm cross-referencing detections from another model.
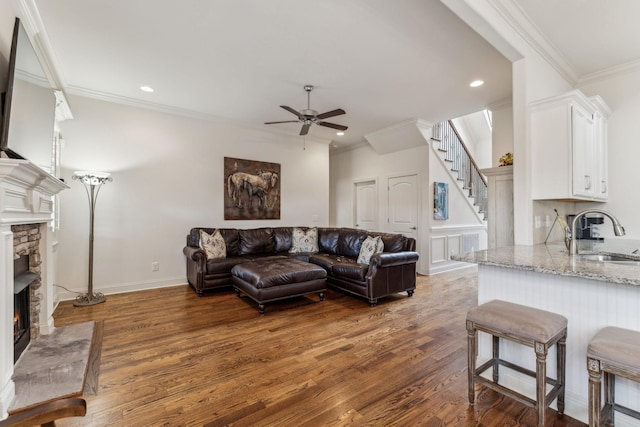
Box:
left=264, top=120, right=300, bottom=124
left=317, top=121, right=348, bottom=131
left=300, top=123, right=311, bottom=136
left=280, top=105, right=304, bottom=120
left=316, top=108, right=346, bottom=120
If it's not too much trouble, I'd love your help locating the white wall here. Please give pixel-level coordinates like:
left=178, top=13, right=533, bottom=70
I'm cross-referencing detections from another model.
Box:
left=330, top=133, right=486, bottom=274
left=56, top=94, right=330, bottom=298
left=451, top=112, right=492, bottom=169
left=491, top=102, right=513, bottom=167
left=330, top=144, right=428, bottom=229
left=330, top=144, right=429, bottom=273
left=443, top=0, right=575, bottom=245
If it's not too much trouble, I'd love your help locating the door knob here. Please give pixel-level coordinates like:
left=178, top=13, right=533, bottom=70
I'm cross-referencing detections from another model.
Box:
left=410, top=226, right=417, bottom=230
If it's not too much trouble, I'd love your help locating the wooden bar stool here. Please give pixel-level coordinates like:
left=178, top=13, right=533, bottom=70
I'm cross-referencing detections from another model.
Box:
left=587, top=326, right=640, bottom=426
left=466, top=300, right=567, bottom=427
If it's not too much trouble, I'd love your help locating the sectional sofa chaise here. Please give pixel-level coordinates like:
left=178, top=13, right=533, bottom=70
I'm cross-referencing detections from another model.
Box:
left=183, top=226, right=419, bottom=306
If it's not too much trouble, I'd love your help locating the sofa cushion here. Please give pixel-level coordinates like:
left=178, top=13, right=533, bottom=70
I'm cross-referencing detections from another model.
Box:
left=219, top=229, right=240, bottom=256
left=337, top=229, right=367, bottom=258
left=357, top=235, right=384, bottom=264
left=289, top=227, right=319, bottom=253
left=206, top=257, right=248, bottom=274
left=308, top=253, right=337, bottom=271
left=318, top=228, right=340, bottom=254
left=200, top=229, right=226, bottom=259
left=239, top=228, right=275, bottom=255
left=273, top=227, right=293, bottom=252
left=380, top=233, right=405, bottom=253
left=332, top=259, right=369, bottom=282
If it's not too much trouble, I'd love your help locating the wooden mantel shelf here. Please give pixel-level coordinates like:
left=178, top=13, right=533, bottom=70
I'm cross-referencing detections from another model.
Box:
left=0, top=159, right=68, bottom=225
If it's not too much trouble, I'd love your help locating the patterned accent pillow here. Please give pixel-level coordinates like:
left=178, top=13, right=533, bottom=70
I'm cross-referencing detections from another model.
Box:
left=289, top=227, right=319, bottom=253
left=357, top=235, right=384, bottom=264
left=199, top=229, right=226, bottom=259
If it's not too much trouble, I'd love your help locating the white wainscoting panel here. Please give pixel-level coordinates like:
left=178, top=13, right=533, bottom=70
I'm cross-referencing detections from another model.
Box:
left=431, top=235, right=447, bottom=264
left=428, top=225, right=486, bottom=274
left=477, top=264, right=640, bottom=425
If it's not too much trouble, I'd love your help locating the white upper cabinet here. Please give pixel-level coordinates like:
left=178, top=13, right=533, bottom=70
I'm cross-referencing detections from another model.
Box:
left=530, top=90, right=610, bottom=201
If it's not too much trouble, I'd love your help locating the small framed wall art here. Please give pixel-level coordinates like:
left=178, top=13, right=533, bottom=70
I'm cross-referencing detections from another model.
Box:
left=434, top=182, right=448, bottom=220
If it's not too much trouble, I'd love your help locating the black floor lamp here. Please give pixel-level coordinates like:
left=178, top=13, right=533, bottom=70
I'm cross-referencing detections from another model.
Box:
left=73, top=171, right=112, bottom=307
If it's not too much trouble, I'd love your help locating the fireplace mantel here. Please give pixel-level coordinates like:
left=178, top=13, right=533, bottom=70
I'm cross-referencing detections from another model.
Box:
left=0, top=159, right=68, bottom=225
left=0, top=158, right=68, bottom=419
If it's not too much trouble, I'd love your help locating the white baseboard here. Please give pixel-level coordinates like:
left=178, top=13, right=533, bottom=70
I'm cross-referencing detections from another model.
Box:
left=426, top=260, right=477, bottom=275
left=56, top=276, right=187, bottom=301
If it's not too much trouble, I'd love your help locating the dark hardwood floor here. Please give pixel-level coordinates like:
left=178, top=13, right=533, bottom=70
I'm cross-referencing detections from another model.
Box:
left=52, top=269, right=586, bottom=426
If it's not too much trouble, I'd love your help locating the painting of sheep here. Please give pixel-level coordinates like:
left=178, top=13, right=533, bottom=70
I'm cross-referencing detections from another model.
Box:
left=224, top=157, right=280, bottom=220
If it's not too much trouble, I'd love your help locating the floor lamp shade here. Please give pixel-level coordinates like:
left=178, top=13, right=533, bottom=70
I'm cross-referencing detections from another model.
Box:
left=73, top=170, right=112, bottom=307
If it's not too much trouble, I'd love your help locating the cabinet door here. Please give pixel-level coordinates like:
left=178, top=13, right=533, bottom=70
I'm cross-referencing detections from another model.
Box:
left=571, top=104, right=595, bottom=198
left=593, top=111, right=608, bottom=200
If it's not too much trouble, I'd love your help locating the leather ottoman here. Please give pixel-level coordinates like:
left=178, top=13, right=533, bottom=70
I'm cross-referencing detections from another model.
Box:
left=231, top=258, right=327, bottom=314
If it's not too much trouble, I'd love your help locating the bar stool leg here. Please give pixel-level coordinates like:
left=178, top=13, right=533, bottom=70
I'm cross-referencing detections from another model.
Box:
left=467, top=320, right=477, bottom=405
left=492, top=335, right=500, bottom=383
left=535, top=342, right=548, bottom=427
left=587, top=357, right=602, bottom=427
left=604, top=371, right=614, bottom=407
left=557, top=336, right=566, bottom=414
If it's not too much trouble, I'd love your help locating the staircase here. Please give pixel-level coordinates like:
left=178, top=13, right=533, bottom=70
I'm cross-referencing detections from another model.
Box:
left=432, top=120, right=488, bottom=220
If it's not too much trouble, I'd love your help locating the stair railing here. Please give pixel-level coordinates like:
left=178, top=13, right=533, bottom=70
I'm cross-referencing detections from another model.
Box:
left=432, top=120, right=488, bottom=219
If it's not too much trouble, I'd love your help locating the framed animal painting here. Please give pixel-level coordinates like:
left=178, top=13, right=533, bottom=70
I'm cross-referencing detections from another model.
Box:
left=224, top=157, right=281, bottom=220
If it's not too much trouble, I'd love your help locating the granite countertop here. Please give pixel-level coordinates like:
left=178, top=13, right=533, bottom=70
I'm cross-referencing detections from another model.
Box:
left=452, top=239, right=640, bottom=286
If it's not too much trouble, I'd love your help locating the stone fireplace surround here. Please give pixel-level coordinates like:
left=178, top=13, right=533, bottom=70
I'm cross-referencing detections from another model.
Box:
left=13, top=223, right=44, bottom=355
left=0, top=159, right=68, bottom=419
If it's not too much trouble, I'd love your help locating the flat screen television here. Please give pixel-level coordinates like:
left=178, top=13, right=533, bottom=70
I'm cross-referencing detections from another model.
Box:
left=0, top=17, right=57, bottom=173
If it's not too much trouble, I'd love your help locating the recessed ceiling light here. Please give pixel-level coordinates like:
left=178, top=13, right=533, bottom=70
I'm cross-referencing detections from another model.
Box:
left=336, top=131, right=344, bottom=136
left=469, top=80, right=484, bottom=88
left=140, top=85, right=154, bottom=93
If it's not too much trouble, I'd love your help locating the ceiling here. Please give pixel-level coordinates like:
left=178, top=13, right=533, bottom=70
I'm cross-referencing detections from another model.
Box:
left=30, top=0, right=640, bottom=149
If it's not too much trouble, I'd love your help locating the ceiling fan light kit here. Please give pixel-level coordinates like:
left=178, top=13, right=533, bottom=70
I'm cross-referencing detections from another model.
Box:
left=265, top=85, right=348, bottom=136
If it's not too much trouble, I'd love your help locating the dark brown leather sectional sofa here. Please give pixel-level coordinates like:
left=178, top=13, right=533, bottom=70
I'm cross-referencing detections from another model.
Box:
left=183, top=227, right=419, bottom=305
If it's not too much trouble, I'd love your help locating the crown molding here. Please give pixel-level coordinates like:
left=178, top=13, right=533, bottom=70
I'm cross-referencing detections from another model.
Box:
left=578, top=58, right=640, bottom=86
left=487, top=96, right=512, bottom=111
left=65, top=85, right=331, bottom=145
left=329, top=140, right=371, bottom=155
left=66, top=85, right=225, bottom=122
left=488, top=0, right=579, bottom=86
left=15, top=0, right=66, bottom=91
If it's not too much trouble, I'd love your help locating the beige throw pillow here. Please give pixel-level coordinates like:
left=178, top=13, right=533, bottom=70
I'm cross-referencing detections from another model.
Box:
left=289, top=227, right=319, bottom=253
left=357, top=235, right=384, bottom=264
left=199, top=229, right=226, bottom=259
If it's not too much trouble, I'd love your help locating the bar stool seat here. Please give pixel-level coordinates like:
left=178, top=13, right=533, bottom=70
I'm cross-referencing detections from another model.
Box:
left=587, top=326, right=640, bottom=426
left=467, top=300, right=567, bottom=427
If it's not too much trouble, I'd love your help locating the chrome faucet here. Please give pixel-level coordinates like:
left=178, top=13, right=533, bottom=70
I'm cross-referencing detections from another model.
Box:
left=569, top=209, right=625, bottom=255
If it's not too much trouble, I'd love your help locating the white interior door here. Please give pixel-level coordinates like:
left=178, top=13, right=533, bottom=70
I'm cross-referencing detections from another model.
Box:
left=354, top=180, right=377, bottom=231
left=388, top=174, right=418, bottom=241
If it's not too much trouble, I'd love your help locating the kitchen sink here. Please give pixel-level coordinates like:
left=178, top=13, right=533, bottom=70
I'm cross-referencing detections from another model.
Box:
left=578, top=254, right=640, bottom=265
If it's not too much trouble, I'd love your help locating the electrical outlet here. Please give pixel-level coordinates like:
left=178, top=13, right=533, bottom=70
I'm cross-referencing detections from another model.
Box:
left=534, top=216, right=542, bottom=229
left=151, top=261, right=159, bottom=271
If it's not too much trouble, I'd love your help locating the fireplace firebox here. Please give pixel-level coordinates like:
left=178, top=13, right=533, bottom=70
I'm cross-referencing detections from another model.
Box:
left=14, top=255, right=38, bottom=362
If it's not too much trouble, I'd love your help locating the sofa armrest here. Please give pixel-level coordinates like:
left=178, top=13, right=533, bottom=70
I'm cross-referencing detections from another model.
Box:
left=183, top=246, right=206, bottom=265
left=369, top=251, right=419, bottom=268
left=184, top=246, right=207, bottom=293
